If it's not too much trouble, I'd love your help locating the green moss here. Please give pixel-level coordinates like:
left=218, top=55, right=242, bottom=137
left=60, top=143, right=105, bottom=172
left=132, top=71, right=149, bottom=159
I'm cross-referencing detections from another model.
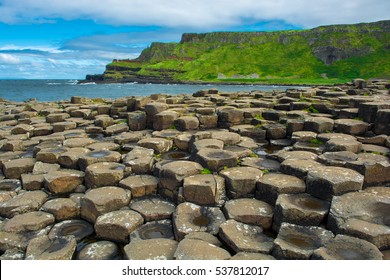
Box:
left=200, top=168, right=212, bottom=174
left=309, top=138, right=325, bottom=145
left=262, top=169, right=270, bottom=174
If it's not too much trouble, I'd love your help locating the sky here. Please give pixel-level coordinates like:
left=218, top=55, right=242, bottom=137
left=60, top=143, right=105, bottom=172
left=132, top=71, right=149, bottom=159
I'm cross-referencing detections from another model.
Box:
left=0, top=0, right=389, bottom=79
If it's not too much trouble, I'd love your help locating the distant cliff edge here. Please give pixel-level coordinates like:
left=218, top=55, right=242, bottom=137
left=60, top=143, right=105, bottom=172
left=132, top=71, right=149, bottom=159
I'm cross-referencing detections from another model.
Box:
left=83, top=20, right=390, bottom=85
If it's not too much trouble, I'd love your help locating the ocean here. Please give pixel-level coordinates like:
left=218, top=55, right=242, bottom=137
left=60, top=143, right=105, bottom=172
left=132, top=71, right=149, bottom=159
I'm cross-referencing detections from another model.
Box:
left=0, top=79, right=302, bottom=102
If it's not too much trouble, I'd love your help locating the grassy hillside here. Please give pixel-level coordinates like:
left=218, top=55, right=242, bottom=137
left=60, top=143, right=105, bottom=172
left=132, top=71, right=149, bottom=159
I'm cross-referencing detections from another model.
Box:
left=91, top=20, right=390, bottom=85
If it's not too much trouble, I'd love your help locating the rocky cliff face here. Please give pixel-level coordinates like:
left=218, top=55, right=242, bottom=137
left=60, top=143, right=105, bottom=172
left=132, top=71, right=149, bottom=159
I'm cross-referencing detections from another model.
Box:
left=85, top=20, right=390, bottom=84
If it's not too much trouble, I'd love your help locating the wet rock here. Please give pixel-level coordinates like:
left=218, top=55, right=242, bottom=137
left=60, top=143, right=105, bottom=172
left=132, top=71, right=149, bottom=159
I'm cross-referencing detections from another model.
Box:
left=173, top=202, right=226, bottom=240
left=130, top=196, right=175, bottom=221
left=122, top=146, right=155, bottom=174
left=48, top=219, right=93, bottom=243
left=44, top=170, right=84, bottom=194
left=184, top=232, right=222, bottom=246
left=304, top=117, right=334, bottom=133
left=230, top=252, right=276, bottom=260
left=256, top=173, right=306, bottom=206
left=80, top=186, right=131, bottom=223
left=85, top=162, right=125, bottom=188
left=41, top=198, right=79, bottom=221
left=78, top=150, right=121, bottom=171
left=183, top=174, right=225, bottom=206
left=273, top=193, right=330, bottom=231
left=334, top=119, right=369, bottom=135
left=223, top=198, right=273, bottom=229
left=280, top=159, right=323, bottom=179
left=138, top=137, right=173, bottom=154
left=0, top=190, right=48, bottom=218
left=306, top=166, right=364, bottom=201
left=130, top=219, right=174, bottom=241
left=78, top=241, right=119, bottom=260
left=312, top=235, right=383, bottom=260
left=25, top=235, right=76, bottom=260
left=328, top=192, right=390, bottom=250
left=119, top=175, right=158, bottom=197
left=272, top=223, right=334, bottom=259
left=158, top=160, right=203, bottom=201
left=2, top=158, right=36, bottom=179
left=95, top=209, right=144, bottom=243
left=174, top=239, right=230, bottom=260
left=219, top=219, right=274, bottom=254
left=3, top=211, right=55, bottom=233
left=124, top=238, right=178, bottom=260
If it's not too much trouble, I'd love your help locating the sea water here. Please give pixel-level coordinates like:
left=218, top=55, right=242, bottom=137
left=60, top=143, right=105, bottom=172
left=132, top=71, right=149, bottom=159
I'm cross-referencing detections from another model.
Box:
left=0, top=79, right=302, bottom=102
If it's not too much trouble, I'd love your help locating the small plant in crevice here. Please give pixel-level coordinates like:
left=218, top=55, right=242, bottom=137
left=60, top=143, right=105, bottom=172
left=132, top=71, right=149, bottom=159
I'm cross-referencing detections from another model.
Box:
left=309, top=138, right=325, bottom=145
left=200, top=168, right=212, bottom=174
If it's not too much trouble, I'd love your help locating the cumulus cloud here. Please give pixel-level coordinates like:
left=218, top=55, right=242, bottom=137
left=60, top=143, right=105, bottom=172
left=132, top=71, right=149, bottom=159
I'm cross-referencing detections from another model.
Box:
left=0, top=53, right=21, bottom=64
left=0, top=0, right=388, bottom=28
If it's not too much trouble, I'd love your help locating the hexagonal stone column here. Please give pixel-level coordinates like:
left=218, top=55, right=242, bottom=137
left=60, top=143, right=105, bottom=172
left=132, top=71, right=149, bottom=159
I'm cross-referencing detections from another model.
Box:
left=273, top=193, right=330, bottom=231
left=119, top=175, right=158, bottom=197
left=272, top=223, right=334, bottom=259
left=95, top=209, right=144, bottom=243
left=25, top=235, right=76, bottom=260
left=328, top=191, right=390, bottom=250
left=256, top=173, right=306, bottom=205
left=183, top=174, right=225, bottom=206
left=85, top=162, right=125, bottom=188
left=174, top=239, right=230, bottom=260
left=219, top=219, right=274, bottom=254
left=173, top=202, right=226, bottom=240
left=304, top=117, right=334, bottom=133
left=219, top=167, right=263, bottom=198
left=78, top=150, right=122, bottom=171
left=0, top=190, right=48, bottom=218
left=306, top=166, right=364, bottom=201
left=137, top=137, right=173, bottom=154
left=44, top=170, right=85, bottom=194
left=80, top=186, right=131, bottom=223
left=2, top=158, right=36, bottom=179
left=312, top=235, right=383, bottom=260
left=124, top=239, right=178, bottom=260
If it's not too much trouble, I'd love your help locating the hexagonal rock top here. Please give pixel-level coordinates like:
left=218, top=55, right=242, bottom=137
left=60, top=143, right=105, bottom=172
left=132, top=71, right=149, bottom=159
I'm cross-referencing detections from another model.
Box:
left=137, top=137, right=173, bottom=154
left=95, top=210, right=144, bottom=244
left=119, top=175, right=158, bottom=198
left=43, top=170, right=85, bottom=194
left=172, top=202, right=226, bottom=240
left=334, top=119, right=369, bottom=135
left=219, top=219, right=274, bottom=254
left=211, top=131, right=241, bottom=145
left=25, top=235, right=76, bottom=260
left=219, top=167, right=263, bottom=199
left=256, top=173, right=306, bottom=205
left=124, top=238, right=180, bottom=261
left=328, top=192, right=390, bottom=250
left=85, top=162, right=125, bottom=188
left=272, top=223, right=334, bottom=260
left=174, top=239, right=231, bottom=260
left=2, top=158, right=36, bottom=179
left=304, top=117, right=334, bottom=133
left=78, top=241, right=119, bottom=260
left=130, top=196, right=175, bottom=222
left=80, top=186, right=131, bottom=223
left=306, top=166, right=364, bottom=201
left=195, top=148, right=238, bottom=172
left=3, top=211, right=55, bottom=233
left=0, top=190, right=48, bottom=218
left=312, top=235, right=383, bottom=260
left=223, top=198, right=273, bottom=229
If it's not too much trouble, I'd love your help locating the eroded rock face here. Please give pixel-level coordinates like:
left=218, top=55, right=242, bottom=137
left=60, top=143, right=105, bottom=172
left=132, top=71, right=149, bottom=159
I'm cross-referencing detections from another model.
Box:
left=124, top=238, right=178, bottom=260
left=25, top=235, right=76, bottom=260
left=174, top=239, right=230, bottom=260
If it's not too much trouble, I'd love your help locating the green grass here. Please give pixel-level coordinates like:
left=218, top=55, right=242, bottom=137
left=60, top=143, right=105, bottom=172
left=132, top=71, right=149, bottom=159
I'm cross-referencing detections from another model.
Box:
left=101, top=21, right=390, bottom=84
left=200, top=168, right=212, bottom=174
left=309, top=139, right=325, bottom=145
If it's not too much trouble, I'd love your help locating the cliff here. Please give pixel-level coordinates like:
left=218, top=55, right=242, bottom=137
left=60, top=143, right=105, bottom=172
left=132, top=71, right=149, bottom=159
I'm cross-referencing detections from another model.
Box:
left=85, top=20, right=390, bottom=84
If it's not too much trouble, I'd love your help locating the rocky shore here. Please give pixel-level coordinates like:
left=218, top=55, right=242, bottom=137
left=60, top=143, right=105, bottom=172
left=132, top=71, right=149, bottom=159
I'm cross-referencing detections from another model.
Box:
left=1, top=78, right=390, bottom=260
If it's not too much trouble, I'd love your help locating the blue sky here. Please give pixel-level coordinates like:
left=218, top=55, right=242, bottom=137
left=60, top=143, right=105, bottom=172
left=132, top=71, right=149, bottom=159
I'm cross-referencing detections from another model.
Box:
left=0, top=0, right=389, bottom=79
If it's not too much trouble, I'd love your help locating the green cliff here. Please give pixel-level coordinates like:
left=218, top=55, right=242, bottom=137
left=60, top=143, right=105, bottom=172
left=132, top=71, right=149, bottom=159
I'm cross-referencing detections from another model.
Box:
left=86, top=20, right=390, bottom=85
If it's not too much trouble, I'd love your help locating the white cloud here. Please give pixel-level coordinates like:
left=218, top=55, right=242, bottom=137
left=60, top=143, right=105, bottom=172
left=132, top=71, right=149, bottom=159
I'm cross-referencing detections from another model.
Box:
left=0, top=53, right=21, bottom=64
left=0, top=0, right=388, bottom=28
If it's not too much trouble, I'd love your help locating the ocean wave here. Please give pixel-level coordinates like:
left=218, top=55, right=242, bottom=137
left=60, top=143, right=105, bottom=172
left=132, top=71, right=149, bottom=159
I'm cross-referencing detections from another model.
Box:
left=80, top=82, right=96, bottom=85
